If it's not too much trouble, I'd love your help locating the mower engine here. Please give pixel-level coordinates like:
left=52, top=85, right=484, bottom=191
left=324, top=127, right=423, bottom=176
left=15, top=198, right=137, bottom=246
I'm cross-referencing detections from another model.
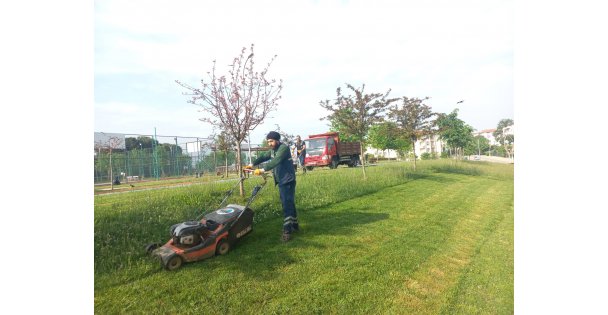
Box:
left=170, top=221, right=207, bottom=246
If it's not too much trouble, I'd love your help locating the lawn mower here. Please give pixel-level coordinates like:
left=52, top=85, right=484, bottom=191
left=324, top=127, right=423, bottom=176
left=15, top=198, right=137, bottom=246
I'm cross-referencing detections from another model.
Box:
left=146, top=171, right=267, bottom=271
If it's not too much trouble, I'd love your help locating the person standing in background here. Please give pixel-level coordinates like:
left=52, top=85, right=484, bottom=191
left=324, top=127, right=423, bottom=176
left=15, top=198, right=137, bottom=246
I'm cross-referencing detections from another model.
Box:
left=295, top=135, right=306, bottom=173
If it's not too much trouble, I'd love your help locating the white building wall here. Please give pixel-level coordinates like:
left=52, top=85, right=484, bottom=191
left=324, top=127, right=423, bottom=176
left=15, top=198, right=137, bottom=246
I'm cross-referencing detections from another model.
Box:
left=365, top=146, right=399, bottom=159
left=414, top=134, right=444, bottom=158
left=365, top=134, right=446, bottom=160
left=475, top=129, right=498, bottom=146
left=364, top=126, right=512, bottom=160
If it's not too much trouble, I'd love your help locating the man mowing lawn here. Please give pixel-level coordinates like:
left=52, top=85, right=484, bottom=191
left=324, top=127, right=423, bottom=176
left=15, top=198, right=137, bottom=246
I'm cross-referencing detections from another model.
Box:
left=246, top=131, right=299, bottom=242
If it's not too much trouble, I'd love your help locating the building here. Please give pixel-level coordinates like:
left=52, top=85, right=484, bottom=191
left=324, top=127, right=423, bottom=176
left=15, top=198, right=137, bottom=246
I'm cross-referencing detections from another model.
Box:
left=365, top=146, right=399, bottom=159
left=474, top=129, right=498, bottom=146
left=414, top=134, right=445, bottom=158
left=365, top=135, right=446, bottom=160
left=365, top=125, right=512, bottom=160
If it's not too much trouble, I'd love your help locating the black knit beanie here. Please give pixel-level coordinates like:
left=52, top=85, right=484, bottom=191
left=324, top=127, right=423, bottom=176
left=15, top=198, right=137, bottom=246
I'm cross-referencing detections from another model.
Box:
left=266, top=131, right=281, bottom=141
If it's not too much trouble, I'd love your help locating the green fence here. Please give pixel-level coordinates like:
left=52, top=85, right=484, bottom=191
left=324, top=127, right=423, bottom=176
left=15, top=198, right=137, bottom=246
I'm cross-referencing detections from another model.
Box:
left=93, top=133, right=258, bottom=184
left=94, top=148, right=207, bottom=183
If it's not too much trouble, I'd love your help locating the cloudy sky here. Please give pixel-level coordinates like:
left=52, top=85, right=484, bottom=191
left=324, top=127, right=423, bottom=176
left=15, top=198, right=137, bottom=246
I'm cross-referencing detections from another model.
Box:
left=95, top=0, right=513, bottom=143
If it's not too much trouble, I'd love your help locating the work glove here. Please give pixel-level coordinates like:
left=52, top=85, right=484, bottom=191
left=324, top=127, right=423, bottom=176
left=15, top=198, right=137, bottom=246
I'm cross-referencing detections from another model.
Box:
left=244, top=164, right=253, bottom=170
left=253, top=168, right=264, bottom=176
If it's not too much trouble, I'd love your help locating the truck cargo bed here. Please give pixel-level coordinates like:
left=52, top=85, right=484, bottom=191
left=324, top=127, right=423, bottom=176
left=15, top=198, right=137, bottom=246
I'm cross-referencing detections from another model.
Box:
left=338, top=142, right=361, bottom=156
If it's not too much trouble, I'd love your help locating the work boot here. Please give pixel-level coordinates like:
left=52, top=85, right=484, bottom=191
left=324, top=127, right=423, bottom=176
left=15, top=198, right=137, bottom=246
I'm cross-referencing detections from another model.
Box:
left=282, top=231, right=292, bottom=242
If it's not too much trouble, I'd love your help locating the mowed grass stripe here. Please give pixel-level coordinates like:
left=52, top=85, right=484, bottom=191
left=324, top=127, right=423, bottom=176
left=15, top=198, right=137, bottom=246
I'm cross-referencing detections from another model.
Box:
left=442, top=181, right=514, bottom=314
left=389, top=176, right=513, bottom=314
left=228, top=172, right=511, bottom=314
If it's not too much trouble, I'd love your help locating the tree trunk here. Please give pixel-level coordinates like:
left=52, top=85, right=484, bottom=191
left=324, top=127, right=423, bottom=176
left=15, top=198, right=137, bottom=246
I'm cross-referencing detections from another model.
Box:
left=430, top=135, right=435, bottom=159
left=236, top=144, right=244, bottom=197
left=360, top=143, right=367, bottom=180
left=412, top=140, right=417, bottom=171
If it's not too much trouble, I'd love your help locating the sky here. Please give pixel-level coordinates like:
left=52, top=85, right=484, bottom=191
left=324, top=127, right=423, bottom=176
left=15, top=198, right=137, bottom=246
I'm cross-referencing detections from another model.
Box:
left=94, top=0, right=513, bottom=144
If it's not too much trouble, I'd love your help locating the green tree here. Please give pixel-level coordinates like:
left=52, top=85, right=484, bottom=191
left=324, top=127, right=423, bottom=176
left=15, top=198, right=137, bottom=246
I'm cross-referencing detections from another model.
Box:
left=388, top=97, right=435, bottom=171
left=367, top=121, right=410, bottom=158
left=320, top=83, right=399, bottom=179
left=325, top=108, right=359, bottom=142
left=125, top=136, right=159, bottom=150
left=465, top=135, right=490, bottom=156
left=435, top=109, right=474, bottom=159
left=158, top=143, right=182, bottom=155
left=215, top=131, right=235, bottom=178
left=493, top=119, right=514, bottom=158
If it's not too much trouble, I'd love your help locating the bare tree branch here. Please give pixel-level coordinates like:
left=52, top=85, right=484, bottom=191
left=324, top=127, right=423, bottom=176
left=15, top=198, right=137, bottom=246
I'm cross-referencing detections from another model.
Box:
left=176, top=44, right=282, bottom=195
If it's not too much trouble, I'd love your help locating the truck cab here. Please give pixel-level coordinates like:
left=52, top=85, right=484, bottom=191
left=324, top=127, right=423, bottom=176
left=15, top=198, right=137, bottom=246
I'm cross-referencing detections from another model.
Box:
left=304, top=132, right=360, bottom=170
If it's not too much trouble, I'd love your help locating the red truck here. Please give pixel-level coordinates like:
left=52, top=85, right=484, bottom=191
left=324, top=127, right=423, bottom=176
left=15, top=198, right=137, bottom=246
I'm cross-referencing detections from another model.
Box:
left=303, top=132, right=361, bottom=170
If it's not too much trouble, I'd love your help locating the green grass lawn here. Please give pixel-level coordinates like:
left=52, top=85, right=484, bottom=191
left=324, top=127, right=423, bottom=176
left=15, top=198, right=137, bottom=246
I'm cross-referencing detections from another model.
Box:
left=94, top=174, right=221, bottom=194
left=94, top=160, right=513, bottom=314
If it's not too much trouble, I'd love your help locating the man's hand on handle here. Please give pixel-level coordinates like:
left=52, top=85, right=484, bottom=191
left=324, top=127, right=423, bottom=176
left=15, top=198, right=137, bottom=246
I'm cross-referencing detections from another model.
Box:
left=243, top=165, right=264, bottom=176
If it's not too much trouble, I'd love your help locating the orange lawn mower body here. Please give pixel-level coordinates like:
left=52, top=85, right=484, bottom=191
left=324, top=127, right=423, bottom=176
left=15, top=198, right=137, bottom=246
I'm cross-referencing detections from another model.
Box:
left=146, top=173, right=265, bottom=270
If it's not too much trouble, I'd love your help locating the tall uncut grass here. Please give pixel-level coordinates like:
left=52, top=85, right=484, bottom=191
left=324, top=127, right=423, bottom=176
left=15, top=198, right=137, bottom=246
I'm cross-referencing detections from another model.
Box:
left=95, top=162, right=415, bottom=274
left=94, top=160, right=511, bottom=274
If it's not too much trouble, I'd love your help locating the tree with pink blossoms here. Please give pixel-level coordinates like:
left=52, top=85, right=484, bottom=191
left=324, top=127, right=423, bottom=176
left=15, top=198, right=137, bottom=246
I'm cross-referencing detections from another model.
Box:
left=177, top=44, right=283, bottom=196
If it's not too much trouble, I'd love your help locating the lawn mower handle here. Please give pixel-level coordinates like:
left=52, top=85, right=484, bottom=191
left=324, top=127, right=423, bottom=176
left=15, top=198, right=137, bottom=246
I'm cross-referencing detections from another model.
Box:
left=242, top=168, right=269, bottom=176
left=195, top=176, right=247, bottom=221
left=244, top=175, right=268, bottom=209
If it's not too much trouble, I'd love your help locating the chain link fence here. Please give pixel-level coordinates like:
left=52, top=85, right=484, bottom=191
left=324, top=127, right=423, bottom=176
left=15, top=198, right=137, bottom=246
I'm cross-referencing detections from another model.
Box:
left=94, top=132, right=257, bottom=184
